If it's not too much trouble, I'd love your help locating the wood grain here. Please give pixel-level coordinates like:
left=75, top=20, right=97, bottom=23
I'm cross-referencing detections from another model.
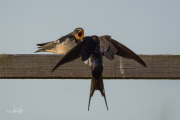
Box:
left=0, top=54, right=179, bottom=79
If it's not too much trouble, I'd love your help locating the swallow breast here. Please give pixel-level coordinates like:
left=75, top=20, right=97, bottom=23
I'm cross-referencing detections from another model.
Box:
left=55, top=38, right=76, bottom=54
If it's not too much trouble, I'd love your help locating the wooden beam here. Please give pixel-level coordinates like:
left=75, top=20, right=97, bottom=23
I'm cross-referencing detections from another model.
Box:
left=0, top=54, right=179, bottom=79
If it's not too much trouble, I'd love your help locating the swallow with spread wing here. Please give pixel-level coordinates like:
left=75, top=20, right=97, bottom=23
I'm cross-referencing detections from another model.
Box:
left=35, top=28, right=84, bottom=54
left=51, top=35, right=147, bottom=110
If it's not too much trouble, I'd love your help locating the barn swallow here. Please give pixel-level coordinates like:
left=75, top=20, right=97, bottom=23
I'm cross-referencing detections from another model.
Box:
left=34, top=28, right=84, bottom=54
left=51, top=35, right=147, bottom=110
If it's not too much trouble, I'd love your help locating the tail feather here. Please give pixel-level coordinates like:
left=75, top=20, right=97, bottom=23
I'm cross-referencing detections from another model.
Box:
left=35, top=41, right=52, bottom=53
left=88, top=77, right=108, bottom=111
left=34, top=49, right=46, bottom=53
left=88, top=78, right=96, bottom=111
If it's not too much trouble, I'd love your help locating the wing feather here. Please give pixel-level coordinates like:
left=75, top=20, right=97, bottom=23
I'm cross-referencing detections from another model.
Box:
left=99, top=36, right=118, bottom=60
left=99, top=35, right=146, bottom=67
left=51, top=37, right=90, bottom=73
left=35, top=34, right=74, bottom=53
left=36, top=42, right=51, bottom=47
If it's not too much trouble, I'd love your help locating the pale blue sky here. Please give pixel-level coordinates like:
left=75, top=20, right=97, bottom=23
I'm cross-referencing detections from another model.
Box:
left=0, top=0, right=180, bottom=120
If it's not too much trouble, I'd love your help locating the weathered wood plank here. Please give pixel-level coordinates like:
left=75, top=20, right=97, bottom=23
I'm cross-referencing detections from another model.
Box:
left=0, top=54, right=179, bottom=79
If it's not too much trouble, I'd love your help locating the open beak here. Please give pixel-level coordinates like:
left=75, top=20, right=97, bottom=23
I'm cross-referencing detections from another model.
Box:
left=77, top=30, right=84, bottom=39
left=74, top=30, right=84, bottom=41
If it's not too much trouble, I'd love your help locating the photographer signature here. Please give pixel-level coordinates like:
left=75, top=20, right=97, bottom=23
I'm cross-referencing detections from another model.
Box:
left=6, top=105, right=23, bottom=114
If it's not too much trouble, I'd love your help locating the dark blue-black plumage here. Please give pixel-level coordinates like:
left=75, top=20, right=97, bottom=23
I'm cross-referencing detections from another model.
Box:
left=86, top=36, right=108, bottom=110
left=51, top=35, right=146, bottom=110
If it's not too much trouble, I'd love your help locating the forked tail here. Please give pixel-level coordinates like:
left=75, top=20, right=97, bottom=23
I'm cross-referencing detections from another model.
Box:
left=88, top=76, right=108, bottom=111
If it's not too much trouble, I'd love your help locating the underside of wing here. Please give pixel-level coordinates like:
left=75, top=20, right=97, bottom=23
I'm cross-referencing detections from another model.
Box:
left=51, top=39, right=88, bottom=73
left=100, top=35, right=146, bottom=67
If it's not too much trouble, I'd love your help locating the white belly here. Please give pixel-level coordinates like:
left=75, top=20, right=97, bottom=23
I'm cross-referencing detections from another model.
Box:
left=55, top=39, right=76, bottom=54
left=84, top=56, right=104, bottom=66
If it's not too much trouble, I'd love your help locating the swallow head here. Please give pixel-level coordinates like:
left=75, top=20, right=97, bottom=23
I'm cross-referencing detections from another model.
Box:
left=72, top=28, right=84, bottom=43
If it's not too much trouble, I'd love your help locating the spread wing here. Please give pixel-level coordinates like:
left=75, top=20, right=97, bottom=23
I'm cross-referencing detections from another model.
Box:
left=51, top=37, right=92, bottom=73
left=99, top=35, right=146, bottom=67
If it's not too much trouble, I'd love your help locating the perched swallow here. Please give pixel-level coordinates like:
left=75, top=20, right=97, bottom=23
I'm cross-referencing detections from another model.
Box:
left=51, top=35, right=147, bottom=110
left=34, top=28, right=84, bottom=54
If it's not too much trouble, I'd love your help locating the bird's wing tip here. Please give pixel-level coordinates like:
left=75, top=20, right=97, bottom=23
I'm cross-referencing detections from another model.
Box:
left=142, top=62, right=147, bottom=67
